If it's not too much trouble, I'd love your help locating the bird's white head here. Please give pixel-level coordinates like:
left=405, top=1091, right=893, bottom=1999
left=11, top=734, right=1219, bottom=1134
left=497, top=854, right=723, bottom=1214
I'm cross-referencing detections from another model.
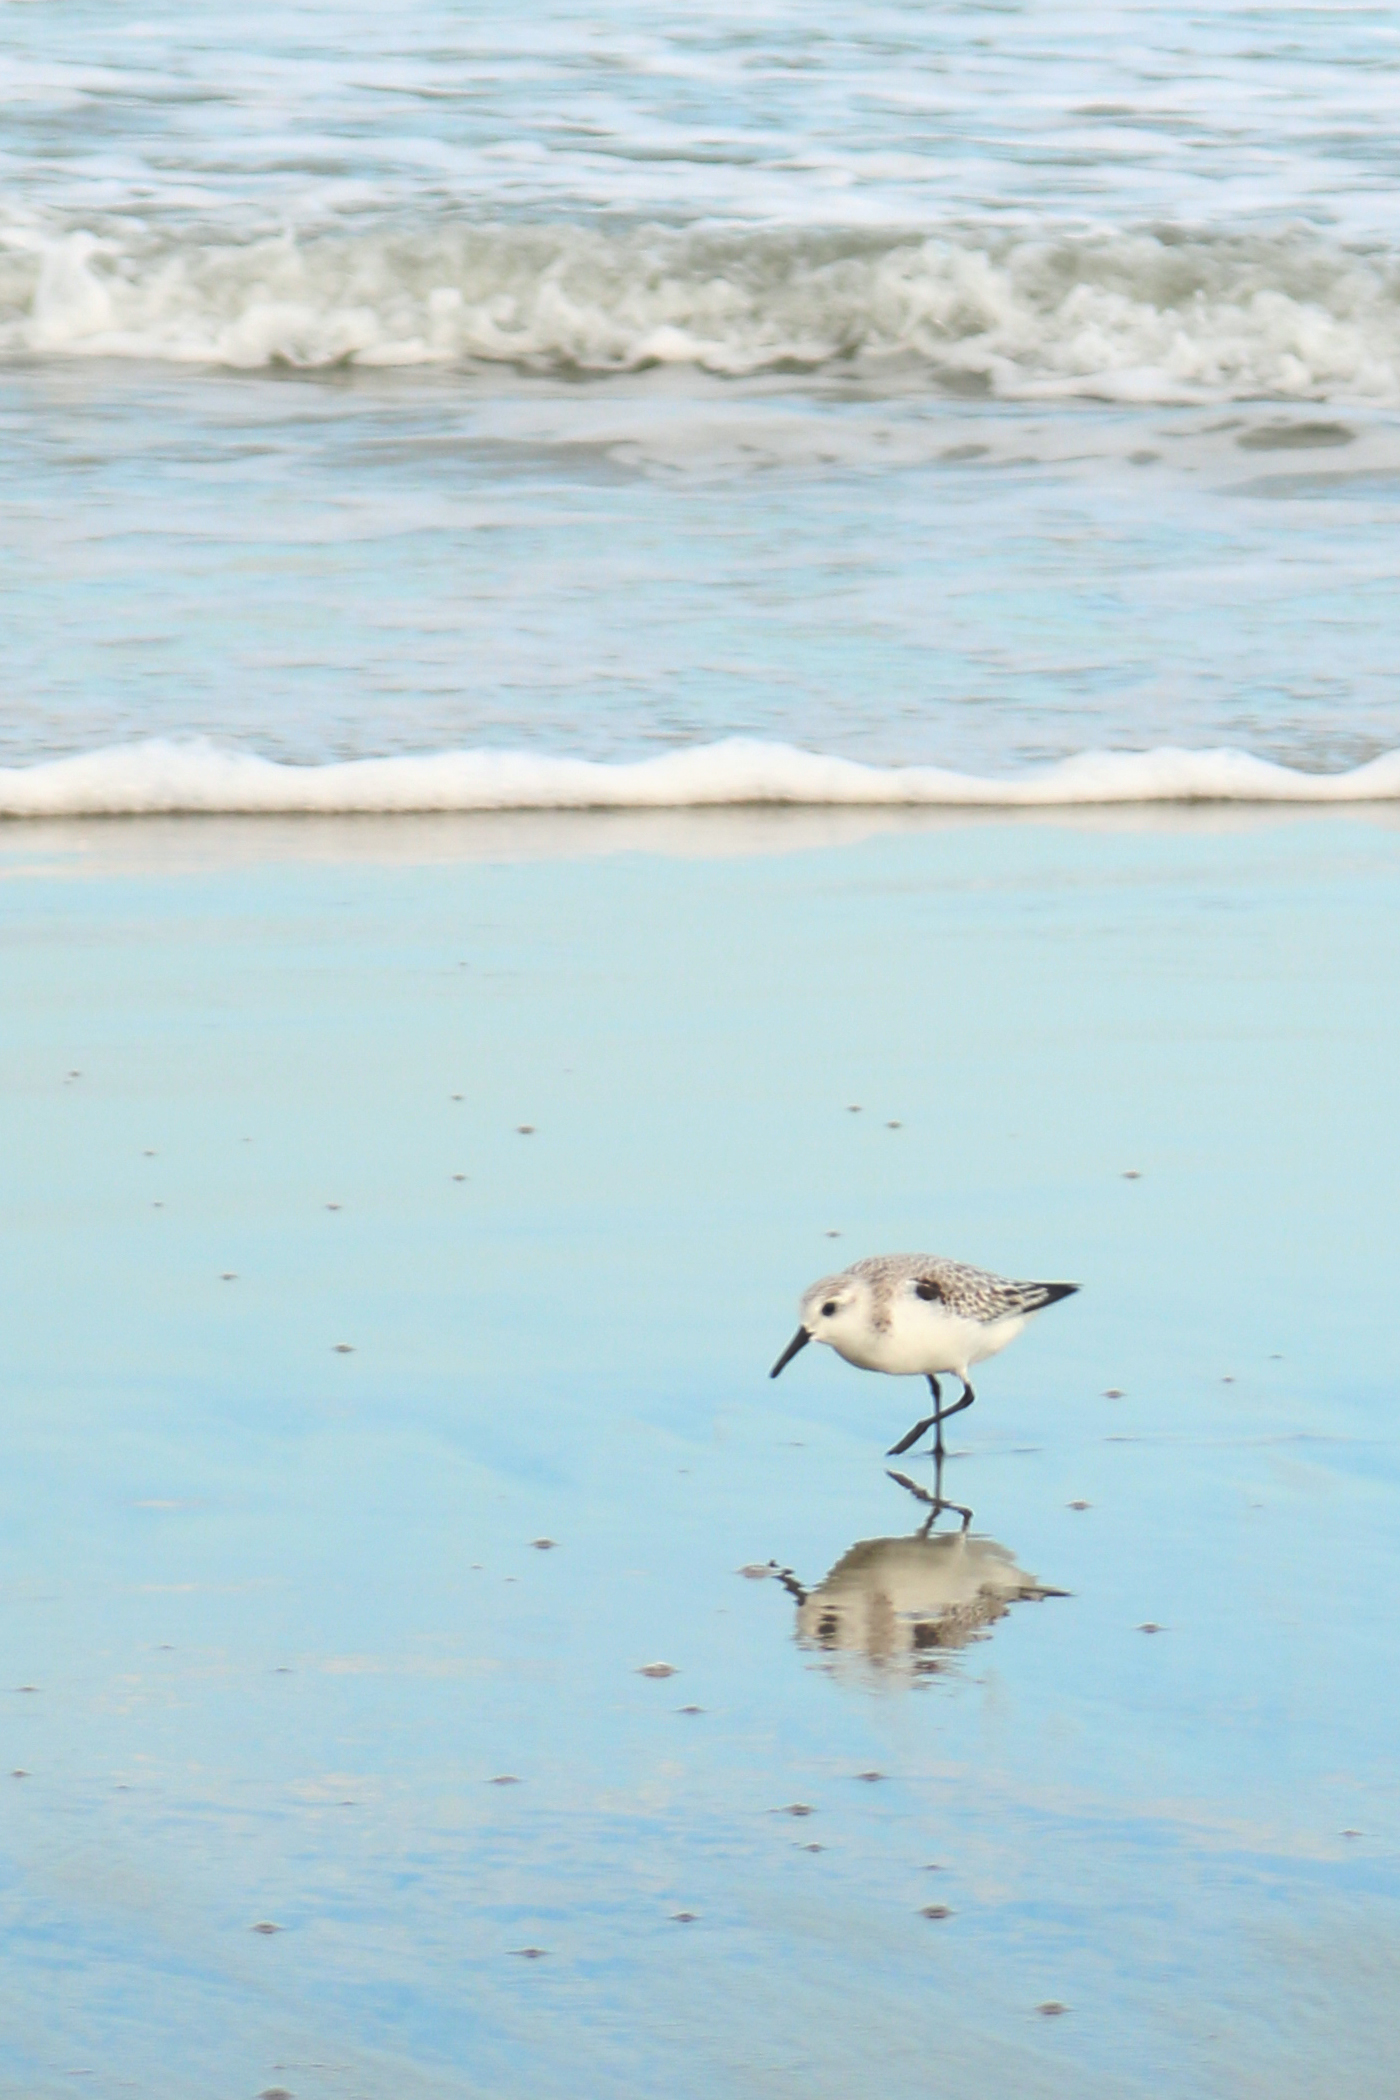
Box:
left=770, top=1270, right=873, bottom=1378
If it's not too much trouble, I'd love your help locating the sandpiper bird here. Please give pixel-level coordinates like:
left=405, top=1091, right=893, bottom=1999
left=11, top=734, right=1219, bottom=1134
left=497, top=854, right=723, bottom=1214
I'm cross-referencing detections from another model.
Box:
left=770, top=1254, right=1078, bottom=1457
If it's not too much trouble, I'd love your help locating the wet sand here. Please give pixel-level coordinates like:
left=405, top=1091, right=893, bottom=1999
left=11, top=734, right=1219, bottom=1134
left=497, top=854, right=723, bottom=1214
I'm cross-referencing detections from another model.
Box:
left=2, top=809, right=1398, bottom=2099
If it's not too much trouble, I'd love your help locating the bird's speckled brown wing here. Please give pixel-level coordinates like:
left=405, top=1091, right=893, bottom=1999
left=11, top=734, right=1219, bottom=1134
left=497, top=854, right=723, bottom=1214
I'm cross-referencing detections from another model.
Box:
left=849, top=1254, right=1077, bottom=1325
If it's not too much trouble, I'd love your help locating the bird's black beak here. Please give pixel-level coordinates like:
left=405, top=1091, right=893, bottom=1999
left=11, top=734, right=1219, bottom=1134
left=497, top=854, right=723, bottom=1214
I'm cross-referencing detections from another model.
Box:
left=770, top=1327, right=810, bottom=1379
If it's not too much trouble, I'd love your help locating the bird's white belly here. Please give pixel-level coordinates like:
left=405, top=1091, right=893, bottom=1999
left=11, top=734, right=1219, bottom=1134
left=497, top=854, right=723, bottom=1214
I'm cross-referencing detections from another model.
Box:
left=829, top=1302, right=1026, bottom=1378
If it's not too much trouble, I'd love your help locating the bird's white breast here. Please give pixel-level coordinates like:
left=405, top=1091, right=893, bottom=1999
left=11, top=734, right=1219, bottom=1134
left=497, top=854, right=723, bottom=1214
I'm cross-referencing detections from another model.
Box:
left=828, top=1295, right=1026, bottom=1377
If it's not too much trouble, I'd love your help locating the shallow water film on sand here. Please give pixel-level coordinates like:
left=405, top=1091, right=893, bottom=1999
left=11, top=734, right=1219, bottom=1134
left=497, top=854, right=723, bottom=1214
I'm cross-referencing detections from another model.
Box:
left=3, top=812, right=1400, bottom=2098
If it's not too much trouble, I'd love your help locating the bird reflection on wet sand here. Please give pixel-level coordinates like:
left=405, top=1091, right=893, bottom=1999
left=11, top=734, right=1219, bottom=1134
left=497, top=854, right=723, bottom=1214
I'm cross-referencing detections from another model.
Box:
left=772, top=1465, right=1066, bottom=1677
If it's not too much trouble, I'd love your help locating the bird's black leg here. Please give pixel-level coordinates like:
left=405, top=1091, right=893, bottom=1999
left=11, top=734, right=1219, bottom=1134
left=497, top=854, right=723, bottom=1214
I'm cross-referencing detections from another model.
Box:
left=935, top=1376, right=976, bottom=1426
left=887, top=1375, right=942, bottom=1457
left=929, top=1378, right=976, bottom=1462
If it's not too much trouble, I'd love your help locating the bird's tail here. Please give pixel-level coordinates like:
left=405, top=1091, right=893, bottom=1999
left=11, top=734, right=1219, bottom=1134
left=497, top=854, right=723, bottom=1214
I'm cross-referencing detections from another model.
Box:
left=1017, top=1281, right=1079, bottom=1313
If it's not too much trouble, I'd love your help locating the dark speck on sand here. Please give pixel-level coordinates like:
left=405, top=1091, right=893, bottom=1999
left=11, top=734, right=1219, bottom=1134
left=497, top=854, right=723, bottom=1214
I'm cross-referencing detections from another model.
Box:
left=512, top=1946, right=548, bottom=1959
left=920, top=1905, right=953, bottom=1920
left=671, top=1911, right=698, bottom=1923
left=489, top=1774, right=521, bottom=1785
left=777, top=1803, right=814, bottom=1817
left=1037, top=2002, right=1070, bottom=2017
left=531, top=1538, right=557, bottom=1549
left=1138, top=1622, right=1165, bottom=1634
left=333, top=1343, right=355, bottom=1353
left=517, top=1124, right=536, bottom=1134
left=637, top=1662, right=677, bottom=1678
left=250, top=1922, right=282, bottom=1935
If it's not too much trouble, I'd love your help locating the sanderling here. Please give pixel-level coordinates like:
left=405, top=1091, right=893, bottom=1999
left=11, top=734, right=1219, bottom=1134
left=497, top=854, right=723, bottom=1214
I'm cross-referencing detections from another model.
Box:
left=770, top=1253, right=1078, bottom=1457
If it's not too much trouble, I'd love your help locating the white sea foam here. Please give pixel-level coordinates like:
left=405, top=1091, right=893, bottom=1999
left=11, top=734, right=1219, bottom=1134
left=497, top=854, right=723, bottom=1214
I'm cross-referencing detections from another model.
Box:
left=5, top=221, right=1400, bottom=400
left=5, top=740, right=1400, bottom=816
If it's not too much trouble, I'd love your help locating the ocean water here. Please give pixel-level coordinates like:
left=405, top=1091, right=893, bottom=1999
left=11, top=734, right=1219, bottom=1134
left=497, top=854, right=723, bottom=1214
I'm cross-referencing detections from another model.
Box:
left=4, top=0, right=1400, bottom=800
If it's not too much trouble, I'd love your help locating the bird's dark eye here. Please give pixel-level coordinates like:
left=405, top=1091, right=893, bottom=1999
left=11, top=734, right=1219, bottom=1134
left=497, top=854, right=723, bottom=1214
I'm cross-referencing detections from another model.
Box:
left=821, top=1301, right=837, bottom=1317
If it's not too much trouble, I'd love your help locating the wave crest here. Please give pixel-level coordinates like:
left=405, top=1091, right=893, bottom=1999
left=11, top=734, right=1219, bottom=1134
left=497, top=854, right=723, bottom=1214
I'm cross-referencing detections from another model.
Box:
left=3, top=221, right=1400, bottom=398
left=4, top=739, right=1400, bottom=815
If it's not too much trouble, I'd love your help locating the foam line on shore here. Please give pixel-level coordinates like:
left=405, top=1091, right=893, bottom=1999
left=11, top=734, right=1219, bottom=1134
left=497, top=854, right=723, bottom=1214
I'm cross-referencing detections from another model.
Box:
left=4, top=739, right=1400, bottom=816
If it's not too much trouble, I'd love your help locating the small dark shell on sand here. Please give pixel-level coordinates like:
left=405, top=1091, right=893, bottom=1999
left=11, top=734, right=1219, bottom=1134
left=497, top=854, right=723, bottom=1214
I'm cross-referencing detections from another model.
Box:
left=512, top=1946, right=548, bottom=1959
left=1138, top=1622, right=1165, bottom=1634
left=1068, top=1500, right=1091, bottom=1511
left=857, top=1771, right=884, bottom=1782
left=637, top=1662, right=677, bottom=1678
left=778, top=1803, right=814, bottom=1817
left=531, top=1538, right=557, bottom=1549
left=1037, top=2002, right=1069, bottom=2016
left=250, top=1921, right=282, bottom=1934
left=517, top=1124, right=536, bottom=1134
left=333, top=1343, right=355, bottom=1353
left=1103, top=1388, right=1124, bottom=1397
left=488, top=1774, right=520, bottom=1785
left=920, top=1905, right=953, bottom=1920
left=671, top=1911, right=698, bottom=1923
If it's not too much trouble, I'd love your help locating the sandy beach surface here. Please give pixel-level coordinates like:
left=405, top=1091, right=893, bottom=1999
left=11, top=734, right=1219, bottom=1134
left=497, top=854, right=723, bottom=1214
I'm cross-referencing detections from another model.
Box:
left=3, top=808, right=1398, bottom=2100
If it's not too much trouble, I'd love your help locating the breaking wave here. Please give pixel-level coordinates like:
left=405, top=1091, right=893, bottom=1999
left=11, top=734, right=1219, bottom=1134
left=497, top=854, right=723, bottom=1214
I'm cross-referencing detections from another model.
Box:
left=5, top=740, right=1400, bottom=815
left=5, top=219, right=1400, bottom=399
